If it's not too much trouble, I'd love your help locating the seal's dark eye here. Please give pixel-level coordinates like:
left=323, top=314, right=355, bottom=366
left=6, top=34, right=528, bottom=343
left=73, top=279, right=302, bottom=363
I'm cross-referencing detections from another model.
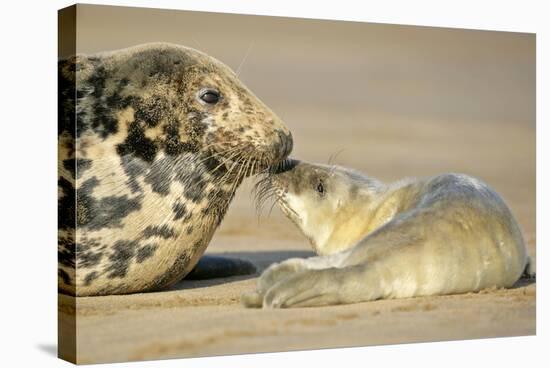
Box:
left=199, top=89, right=220, bottom=104
left=317, top=182, right=324, bottom=195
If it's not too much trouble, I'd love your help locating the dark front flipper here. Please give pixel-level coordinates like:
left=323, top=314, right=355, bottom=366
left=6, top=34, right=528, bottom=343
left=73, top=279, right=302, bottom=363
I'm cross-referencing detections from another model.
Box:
left=521, top=256, right=536, bottom=280
left=185, top=255, right=257, bottom=280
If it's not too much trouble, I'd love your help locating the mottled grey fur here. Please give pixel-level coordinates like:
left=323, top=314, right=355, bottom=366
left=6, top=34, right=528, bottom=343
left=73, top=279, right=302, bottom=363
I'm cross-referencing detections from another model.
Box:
left=58, top=43, right=292, bottom=296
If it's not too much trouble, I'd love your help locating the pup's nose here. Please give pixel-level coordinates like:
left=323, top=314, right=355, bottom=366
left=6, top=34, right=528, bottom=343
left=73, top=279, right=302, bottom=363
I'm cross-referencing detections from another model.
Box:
left=276, top=130, right=293, bottom=160
left=270, top=158, right=299, bottom=174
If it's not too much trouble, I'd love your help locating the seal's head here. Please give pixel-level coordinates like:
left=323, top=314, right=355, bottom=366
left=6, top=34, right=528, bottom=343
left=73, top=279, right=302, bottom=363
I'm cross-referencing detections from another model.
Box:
left=57, top=43, right=295, bottom=296
left=70, top=42, right=292, bottom=175
left=257, top=159, right=383, bottom=255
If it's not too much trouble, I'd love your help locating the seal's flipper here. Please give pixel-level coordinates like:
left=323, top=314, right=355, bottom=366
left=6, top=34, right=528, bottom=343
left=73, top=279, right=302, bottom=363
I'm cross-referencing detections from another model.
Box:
left=262, top=267, right=358, bottom=308
left=185, top=255, right=257, bottom=280
left=522, top=256, right=536, bottom=280
left=241, top=291, right=263, bottom=308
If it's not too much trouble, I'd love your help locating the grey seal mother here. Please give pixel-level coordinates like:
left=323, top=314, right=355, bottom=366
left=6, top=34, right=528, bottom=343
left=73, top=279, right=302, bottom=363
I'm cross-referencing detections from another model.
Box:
left=243, top=159, right=531, bottom=308
left=58, top=43, right=292, bottom=296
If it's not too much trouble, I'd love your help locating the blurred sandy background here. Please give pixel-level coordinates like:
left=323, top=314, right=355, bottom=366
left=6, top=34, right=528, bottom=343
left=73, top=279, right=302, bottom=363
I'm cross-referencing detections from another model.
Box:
left=60, top=4, right=535, bottom=363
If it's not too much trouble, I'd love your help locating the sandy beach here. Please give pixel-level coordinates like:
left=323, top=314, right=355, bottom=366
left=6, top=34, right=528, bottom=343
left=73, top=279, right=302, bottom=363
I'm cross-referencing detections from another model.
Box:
left=59, top=6, right=535, bottom=364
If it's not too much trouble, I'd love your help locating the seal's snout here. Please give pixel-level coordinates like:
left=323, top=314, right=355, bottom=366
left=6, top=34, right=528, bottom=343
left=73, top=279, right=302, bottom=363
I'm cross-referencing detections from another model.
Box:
left=276, top=130, right=293, bottom=160
left=270, top=158, right=299, bottom=175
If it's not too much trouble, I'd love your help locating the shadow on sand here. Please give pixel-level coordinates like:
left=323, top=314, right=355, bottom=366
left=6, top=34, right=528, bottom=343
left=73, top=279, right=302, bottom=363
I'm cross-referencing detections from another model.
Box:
left=512, top=275, right=536, bottom=289
left=170, top=249, right=315, bottom=291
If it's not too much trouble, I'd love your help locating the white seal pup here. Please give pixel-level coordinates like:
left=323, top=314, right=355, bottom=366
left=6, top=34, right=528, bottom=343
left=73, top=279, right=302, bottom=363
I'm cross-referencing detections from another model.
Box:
left=242, top=159, right=531, bottom=308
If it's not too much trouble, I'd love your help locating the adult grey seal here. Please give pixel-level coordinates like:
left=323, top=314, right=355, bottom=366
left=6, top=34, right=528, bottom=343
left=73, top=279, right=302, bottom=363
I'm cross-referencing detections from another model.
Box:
left=243, top=159, right=531, bottom=308
left=58, top=43, right=293, bottom=296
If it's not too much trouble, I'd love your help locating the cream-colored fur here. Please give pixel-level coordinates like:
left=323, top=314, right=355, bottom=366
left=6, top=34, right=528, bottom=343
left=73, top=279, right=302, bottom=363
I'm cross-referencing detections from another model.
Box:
left=243, top=160, right=529, bottom=308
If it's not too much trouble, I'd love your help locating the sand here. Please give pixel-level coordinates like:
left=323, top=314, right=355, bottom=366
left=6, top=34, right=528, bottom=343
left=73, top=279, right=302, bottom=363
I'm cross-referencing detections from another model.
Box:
left=59, top=6, right=535, bottom=364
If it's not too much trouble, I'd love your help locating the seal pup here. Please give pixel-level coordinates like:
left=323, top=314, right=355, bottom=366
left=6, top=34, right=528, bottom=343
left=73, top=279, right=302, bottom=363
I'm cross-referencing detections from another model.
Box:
left=58, top=43, right=293, bottom=296
left=242, top=159, right=530, bottom=308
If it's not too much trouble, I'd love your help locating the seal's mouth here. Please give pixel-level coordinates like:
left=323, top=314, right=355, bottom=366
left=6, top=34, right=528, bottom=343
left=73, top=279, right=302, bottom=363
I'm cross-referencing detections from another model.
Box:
left=207, top=144, right=293, bottom=180
left=206, top=129, right=293, bottom=178
left=277, top=194, right=301, bottom=223
left=256, top=157, right=301, bottom=214
left=204, top=149, right=268, bottom=181
left=253, top=172, right=301, bottom=224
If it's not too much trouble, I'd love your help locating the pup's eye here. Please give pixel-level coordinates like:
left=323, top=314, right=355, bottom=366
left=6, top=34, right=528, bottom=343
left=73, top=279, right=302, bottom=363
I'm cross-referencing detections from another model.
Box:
left=317, top=182, right=324, bottom=195
left=199, top=89, right=220, bottom=104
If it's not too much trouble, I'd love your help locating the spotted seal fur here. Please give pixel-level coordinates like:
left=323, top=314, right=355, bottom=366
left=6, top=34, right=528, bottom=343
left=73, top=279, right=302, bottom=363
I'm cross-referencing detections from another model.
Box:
left=243, top=159, right=531, bottom=308
left=58, top=43, right=292, bottom=296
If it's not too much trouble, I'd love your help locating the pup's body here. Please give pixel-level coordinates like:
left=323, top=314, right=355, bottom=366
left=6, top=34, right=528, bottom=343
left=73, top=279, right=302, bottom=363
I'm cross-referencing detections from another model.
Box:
left=243, top=160, right=530, bottom=308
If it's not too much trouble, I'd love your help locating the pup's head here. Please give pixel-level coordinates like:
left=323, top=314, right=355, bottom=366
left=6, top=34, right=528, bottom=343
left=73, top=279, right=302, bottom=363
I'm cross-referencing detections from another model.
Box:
left=258, top=159, right=383, bottom=254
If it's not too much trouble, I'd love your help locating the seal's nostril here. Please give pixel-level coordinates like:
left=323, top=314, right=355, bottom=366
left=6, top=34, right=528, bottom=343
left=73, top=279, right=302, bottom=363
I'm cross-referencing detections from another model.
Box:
left=276, top=130, right=293, bottom=158
left=286, top=132, right=294, bottom=156
left=277, top=131, right=284, bottom=157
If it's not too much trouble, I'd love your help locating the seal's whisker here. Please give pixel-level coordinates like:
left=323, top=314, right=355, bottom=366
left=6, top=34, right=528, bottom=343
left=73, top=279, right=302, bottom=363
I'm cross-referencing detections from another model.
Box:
left=204, top=151, right=247, bottom=202
left=255, top=180, right=274, bottom=200
left=254, top=185, right=270, bottom=207
left=243, top=157, right=251, bottom=179
left=207, top=150, right=250, bottom=196
left=249, top=157, right=259, bottom=177
left=253, top=175, right=281, bottom=217
left=206, top=165, right=239, bottom=198
left=193, top=149, right=247, bottom=182
left=250, top=158, right=258, bottom=175
left=190, top=35, right=203, bottom=50
left=197, top=145, right=244, bottom=165
left=265, top=191, right=281, bottom=217
left=199, top=143, right=248, bottom=164
left=254, top=184, right=274, bottom=207
left=246, top=157, right=256, bottom=178
left=182, top=147, right=248, bottom=192
left=224, top=155, right=250, bottom=198
left=208, top=147, right=247, bottom=174
left=327, top=148, right=345, bottom=166
left=253, top=178, right=271, bottom=201
left=256, top=194, right=277, bottom=216
left=254, top=176, right=274, bottom=198
left=227, top=157, right=247, bottom=198
left=236, top=40, right=255, bottom=77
